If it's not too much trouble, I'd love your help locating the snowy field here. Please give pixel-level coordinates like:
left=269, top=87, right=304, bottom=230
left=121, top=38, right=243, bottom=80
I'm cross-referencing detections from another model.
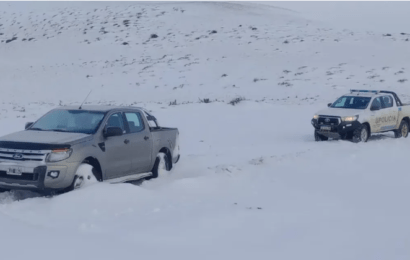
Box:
left=1, top=1, right=410, bottom=259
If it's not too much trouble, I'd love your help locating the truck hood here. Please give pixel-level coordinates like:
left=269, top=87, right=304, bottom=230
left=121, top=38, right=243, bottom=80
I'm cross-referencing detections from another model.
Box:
left=0, top=130, right=91, bottom=145
left=315, top=107, right=364, bottom=117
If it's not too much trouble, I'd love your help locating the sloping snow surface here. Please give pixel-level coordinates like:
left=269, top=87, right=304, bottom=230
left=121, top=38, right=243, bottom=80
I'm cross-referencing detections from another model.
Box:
left=1, top=2, right=410, bottom=260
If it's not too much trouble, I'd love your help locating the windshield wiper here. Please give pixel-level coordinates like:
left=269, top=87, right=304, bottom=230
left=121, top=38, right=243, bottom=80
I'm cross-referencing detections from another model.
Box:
left=28, top=127, right=44, bottom=131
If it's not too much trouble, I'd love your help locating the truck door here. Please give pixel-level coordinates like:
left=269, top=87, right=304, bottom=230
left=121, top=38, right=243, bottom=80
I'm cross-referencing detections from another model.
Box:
left=369, top=97, right=383, bottom=132
left=380, top=95, right=399, bottom=131
left=103, top=112, right=132, bottom=179
left=123, top=111, right=153, bottom=174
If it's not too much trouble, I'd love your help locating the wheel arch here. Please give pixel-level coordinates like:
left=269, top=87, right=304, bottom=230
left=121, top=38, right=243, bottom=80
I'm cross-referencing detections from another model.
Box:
left=81, top=156, right=103, bottom=181
left=158, top=147, right=173, bottom=170
left=402, top=116, right=410, bottom=125
left=362, top=122, right=371, bottom=133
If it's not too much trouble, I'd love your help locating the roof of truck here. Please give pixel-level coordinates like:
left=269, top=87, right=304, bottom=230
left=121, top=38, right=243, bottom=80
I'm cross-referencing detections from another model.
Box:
left=343, top=90, right=396, bottom=98
left=52, top=105, right=145, bottom=112
left=344, top=92, right=378, bottom=97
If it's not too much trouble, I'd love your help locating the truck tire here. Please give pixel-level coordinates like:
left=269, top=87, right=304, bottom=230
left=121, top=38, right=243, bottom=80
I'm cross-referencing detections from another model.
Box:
left=314, top=130, right=328, bottom=141
left=0, top=188, right=9, bottom=193
left=66, top=164, right=99, bottom=192
left=151, top=153, right=171, bottom=179
left=394, top=120, right=409, bottom=138
left=353, top=124, right=369, bottom=143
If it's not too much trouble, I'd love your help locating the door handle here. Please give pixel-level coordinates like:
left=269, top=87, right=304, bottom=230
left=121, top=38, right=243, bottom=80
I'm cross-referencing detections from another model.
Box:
left=124, top=139, right=130, bottom=144
left=144, top=136, right=149, bottom=141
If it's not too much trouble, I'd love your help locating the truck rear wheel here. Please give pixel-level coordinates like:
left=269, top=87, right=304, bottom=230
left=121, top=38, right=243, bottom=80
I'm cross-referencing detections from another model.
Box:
left=314, top=130, right=328, bottom=141
left=353, top=124, right=369, bottom=143
left=150, top=153, right=171, bottom=179
left=394, top=120, right=409, bottom=138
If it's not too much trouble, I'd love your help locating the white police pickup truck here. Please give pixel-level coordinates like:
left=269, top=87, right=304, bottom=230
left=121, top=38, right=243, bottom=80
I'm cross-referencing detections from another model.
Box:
left=311, top=90, right=410, bottom=142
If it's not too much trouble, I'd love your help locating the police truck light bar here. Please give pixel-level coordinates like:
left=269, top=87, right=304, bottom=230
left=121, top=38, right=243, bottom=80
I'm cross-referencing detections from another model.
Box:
left=350, top=89, right=379, bottom=94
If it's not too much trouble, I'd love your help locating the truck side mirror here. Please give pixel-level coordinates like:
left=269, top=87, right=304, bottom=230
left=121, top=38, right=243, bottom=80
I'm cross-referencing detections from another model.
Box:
left=104, top=127, right=123, bottom=138
left=25, top=122, right=33, bottom=129
left=327, top=103, right=332, bottom=107
left=146, top=115, right=156, bottom=121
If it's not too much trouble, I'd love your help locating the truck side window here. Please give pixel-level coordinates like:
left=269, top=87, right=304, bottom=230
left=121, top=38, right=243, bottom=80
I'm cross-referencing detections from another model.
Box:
left=124, top=112, right=144, bottom=133
left=106, top=113, right=125, bottom=133
left=333, top=97, right=347, bottom=107
left=382, top=96, right=393, bottom=108
left=371, top=97, right=382, bottom=110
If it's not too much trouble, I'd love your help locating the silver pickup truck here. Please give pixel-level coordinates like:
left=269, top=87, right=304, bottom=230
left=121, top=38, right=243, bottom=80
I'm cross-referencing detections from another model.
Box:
left=0, top=106, right=180, bottom=194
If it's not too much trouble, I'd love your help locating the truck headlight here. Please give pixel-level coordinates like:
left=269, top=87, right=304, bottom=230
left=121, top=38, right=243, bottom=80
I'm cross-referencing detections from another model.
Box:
left=46, top=148, right=72, bottom=162
left=313, top=115, right=319, bottom=119
left=341, top=115, right=359, bottom=122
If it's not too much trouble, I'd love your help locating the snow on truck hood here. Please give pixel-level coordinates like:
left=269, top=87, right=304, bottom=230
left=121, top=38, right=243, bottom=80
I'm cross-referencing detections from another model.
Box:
left=0, top=130, right=90, bottom=145
left=315, top=107, right=364, bottom=117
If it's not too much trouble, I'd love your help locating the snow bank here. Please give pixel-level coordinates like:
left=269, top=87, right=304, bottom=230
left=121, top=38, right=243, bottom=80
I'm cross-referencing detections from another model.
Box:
left=0, top=2, right=410, bottom=260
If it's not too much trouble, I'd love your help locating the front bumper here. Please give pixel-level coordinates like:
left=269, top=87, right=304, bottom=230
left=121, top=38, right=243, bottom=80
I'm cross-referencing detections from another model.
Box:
left=311, top=118, right=362, bottom=138
left=0, top=162, right=75, bottom=192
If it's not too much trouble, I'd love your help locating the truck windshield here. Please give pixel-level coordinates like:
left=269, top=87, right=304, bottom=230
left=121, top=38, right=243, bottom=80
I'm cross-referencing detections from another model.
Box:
left=330, top=96, right=371, bottom=109
left=28, top=110, right=105, bottom=134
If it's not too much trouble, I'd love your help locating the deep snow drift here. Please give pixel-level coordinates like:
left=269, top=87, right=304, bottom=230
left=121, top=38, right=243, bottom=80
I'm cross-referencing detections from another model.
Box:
left=1, top=2, right=410, bottom=260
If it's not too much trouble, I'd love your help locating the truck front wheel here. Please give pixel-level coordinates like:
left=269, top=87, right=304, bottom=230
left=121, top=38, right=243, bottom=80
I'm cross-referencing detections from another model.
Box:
left=394, top=120, right=409, bottom=138
left=353, top=124, right=369, bottom=143
left=67, top=164, right=99, bottom=191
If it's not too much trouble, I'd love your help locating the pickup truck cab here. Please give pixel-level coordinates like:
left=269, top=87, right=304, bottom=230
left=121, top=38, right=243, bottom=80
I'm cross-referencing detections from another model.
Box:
left=0, top=106, right=180, bottom=194
left=311, top=90, right=410, bottom=142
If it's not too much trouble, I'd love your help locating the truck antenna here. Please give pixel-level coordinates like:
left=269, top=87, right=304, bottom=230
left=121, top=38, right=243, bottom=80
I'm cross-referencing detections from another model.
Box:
left=79, top=90, right=92, bottom=110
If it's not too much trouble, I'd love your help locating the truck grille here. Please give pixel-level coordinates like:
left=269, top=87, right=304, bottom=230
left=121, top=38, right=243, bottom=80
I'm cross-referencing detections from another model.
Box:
left=318, top=116, right=340, bottom=126
left=0, top=148, right=48, bottom=162
left=0, top=171, right=39, bottom=181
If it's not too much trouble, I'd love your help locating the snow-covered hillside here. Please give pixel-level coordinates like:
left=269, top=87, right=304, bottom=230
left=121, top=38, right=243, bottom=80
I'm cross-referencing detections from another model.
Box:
left=1, top=2, right=410, bottom=260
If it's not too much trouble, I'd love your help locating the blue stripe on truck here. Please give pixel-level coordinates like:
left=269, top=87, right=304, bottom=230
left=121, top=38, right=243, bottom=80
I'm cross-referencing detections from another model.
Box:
left=380, top=125, right=396, bottom=131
